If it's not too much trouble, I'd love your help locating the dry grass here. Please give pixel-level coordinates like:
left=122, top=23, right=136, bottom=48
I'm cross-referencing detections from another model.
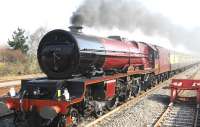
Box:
left=0, top=62, right=5, bottom=69
left=0, top=59, right=41, bottom=77
left=0, top=48, right=41, bottom=77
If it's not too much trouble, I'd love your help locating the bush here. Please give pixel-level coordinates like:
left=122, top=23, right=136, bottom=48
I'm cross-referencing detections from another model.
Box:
left=0, top=48, right=41, bottom=77
left=24, top=55, right=41, bottom=74
left=0, top=48, right=26, bottom=63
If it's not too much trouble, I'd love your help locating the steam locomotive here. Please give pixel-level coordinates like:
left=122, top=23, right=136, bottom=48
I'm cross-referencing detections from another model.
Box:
left=37, top=26, right=153, bottom=79
left=1, top=26, right=199, bottom=127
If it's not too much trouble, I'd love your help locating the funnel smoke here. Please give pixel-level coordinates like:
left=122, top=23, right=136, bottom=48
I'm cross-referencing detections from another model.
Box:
left=71, top=0, right=200, bottom=54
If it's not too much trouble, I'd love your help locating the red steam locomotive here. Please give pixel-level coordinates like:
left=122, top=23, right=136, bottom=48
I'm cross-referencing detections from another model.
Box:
left=1, top=26, right=199, bottom=127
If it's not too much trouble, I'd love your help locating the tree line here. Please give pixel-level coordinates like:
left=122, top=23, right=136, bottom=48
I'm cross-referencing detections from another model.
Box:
left=0, top=27, right=47, bottom=76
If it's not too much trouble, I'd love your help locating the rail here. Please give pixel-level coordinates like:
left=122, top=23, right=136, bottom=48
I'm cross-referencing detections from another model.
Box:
left=154, top=68, right=200, bottom=127
left=85, top=67, right=199, bottom=127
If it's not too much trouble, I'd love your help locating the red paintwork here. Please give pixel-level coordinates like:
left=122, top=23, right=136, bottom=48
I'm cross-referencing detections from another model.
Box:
left=101, top=38, right=149, bottom=70
left=156, top=46, right=170, bottom=74
left=101, top=38, right=129, bottom=69
left=5, top=98, right=70, bottom=114
left=128, top=41, right=145, bottom=66
left=5, top=98, right=74, bottom=126
left=98, top=38, right=172, bottom=74
left=170, top=79, right=200, bottom=103
left=154, top=58, right=160, bottom=75
left=4, top=69, right=155, bottom=126
left=105, top=80, right=116, bottom=98
left=103, top=57, right=129, bottom=70
left=5, top=70, right=154, bottom=112
left=138, top=42, right=154, bottom=69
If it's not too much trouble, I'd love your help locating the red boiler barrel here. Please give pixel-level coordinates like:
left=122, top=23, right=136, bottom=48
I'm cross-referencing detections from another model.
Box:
left=101, top=38, right=145, bottom=70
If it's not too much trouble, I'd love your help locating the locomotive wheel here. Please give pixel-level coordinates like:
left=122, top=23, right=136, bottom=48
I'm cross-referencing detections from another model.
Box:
left=145, top=74, right=155, bottom=89
left=142, top=81, right=148, bottom=92
left=116, top=79, right=127, bottom=102
left=125, top=89, right=132, bottom=100
left=14, top=112, right=29, bottom=127
left=94, top=110, right=103, bottom=118
left=152, top=76, right=156, bottom=87
left=147, top=80, right=151, bottom=89
left=56, top=115, right=66, bottom=127
left=145, top=84, right=149, bottom=91
left=106, top=97, right=119, bottom=111
left=70, top=108, right=80, bottom=126
left=157, top=75, right=160, bottom=84
left=131, top=85, right=140, bottom=97
left=155, top=76, right=159, bottom=85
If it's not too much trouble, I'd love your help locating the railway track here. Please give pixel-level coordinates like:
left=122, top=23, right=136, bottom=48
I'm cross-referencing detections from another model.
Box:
left=84, top=78, right=168, bottom=127
left=0, top=112, right=14, bottom=120
left=154, top=68, right=200, bottom=127
left=0, top=74, right=45, bottom=127
left=0, top=72, right=170, bottom=127
left=154, top=102, right=197, bottom=127
left=0, top=67, right=198, bottom=127
left=0, top=74, right=45, bottom=117
left=83, top=67, right=199, bottom=127
left=0, top=73, right=45, bottom=97
left=194, top=104, right=200, bottom=127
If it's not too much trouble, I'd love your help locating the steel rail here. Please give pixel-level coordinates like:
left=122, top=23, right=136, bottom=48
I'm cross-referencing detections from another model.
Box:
left=85, top=68, right=198, bottom=127
left=153, top=68, right=199, bottom=127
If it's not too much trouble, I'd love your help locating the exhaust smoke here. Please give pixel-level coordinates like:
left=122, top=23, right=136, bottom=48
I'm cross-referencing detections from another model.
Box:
left=71, top=0, right=200, bottom=54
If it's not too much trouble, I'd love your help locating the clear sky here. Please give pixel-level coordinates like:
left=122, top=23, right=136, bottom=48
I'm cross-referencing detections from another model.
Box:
left=0, top=0, right=83, bottom=44
left=0, top=0, right=200, bottom=53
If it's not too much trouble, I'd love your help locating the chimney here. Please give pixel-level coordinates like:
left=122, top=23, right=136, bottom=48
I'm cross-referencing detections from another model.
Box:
left=68, top=25, right=83, bottom=33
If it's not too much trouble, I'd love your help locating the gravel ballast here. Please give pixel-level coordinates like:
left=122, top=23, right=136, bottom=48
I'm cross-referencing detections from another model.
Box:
left=91, top=67, right=199, bottom=127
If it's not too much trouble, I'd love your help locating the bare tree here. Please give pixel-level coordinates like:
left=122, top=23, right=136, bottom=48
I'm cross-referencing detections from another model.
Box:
left=29, top=27, right=47, bottom=55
